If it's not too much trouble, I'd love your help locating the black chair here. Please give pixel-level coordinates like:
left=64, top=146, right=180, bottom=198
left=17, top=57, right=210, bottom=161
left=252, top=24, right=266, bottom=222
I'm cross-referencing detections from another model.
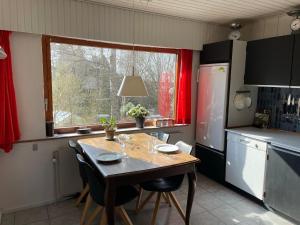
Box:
left=76, top=154, right=139, bottom=225
left=136, top=141, right=193, bottom=225
left=157, top=131, right=170, bottom=143
left=68, top=140, right=89, bottom=207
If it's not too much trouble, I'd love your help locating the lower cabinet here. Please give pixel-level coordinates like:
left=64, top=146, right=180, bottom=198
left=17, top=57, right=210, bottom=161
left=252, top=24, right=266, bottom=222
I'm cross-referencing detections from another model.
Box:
left=225, top=133, right=267, bottom=200
left=264, top=146, right=300, bottom=223
left=196, top=144, right=225, bottom=183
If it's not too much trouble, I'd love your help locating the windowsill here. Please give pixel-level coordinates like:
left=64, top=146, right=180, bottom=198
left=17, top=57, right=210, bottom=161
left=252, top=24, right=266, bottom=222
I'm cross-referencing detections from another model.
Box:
left=17, top=124, right=189, bottom=143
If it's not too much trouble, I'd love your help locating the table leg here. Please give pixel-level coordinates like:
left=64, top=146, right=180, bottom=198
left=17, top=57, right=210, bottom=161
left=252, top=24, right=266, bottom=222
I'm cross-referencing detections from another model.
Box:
left=105, top=179, right=116, bottom=225
left=185, top=168, right=196, bottom=225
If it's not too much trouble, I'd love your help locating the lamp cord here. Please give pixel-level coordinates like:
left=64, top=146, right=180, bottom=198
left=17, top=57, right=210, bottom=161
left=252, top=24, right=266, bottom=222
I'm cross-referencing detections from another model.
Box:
left=132, top=0, right=135, bottom=76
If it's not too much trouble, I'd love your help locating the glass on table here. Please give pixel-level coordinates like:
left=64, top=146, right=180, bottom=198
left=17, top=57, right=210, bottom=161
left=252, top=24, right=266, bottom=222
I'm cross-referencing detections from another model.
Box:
left=149, top=132, right=159, bottom=154
left=117, top=134, right=130, bottom=158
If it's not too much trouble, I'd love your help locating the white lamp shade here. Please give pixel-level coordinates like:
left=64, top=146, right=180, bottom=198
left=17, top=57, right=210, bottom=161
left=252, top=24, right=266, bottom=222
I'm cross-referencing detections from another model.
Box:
left=117, top=76, right=148, bottom=97
left=0, top=46, right=7, bottom=59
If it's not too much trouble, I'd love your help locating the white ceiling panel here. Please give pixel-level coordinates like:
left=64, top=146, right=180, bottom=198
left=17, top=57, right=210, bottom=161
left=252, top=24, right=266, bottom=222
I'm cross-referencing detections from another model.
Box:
left=78, top=0, right=300, bottom=23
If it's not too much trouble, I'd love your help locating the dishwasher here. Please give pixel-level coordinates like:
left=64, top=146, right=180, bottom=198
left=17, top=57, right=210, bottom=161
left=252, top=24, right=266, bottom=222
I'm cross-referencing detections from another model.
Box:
left=264, top=145, right=300, bottom=223
left=226, top=133, right=267, bottom=200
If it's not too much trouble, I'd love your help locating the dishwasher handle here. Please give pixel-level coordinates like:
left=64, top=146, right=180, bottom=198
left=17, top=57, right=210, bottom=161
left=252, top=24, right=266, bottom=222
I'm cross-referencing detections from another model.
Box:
left=269, top=145, right=300, bottom=157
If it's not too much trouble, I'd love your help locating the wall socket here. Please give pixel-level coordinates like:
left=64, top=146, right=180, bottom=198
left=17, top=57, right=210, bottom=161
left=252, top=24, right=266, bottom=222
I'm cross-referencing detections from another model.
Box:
left=32, top=143, right=38, bottom=151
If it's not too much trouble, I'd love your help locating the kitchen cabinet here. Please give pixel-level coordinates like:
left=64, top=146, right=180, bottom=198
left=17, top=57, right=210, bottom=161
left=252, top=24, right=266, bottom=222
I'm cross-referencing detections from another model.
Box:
left=244, top=35, right=293, bottom=86
left=264, top=145, right=300, bottom=223
left=291, top=33, right=300, bottom=86
left=196, top=144, right=225, bottom=183
left=225, top=133, right=267, bottom=200
left=200, top=40, right=232, bottom=64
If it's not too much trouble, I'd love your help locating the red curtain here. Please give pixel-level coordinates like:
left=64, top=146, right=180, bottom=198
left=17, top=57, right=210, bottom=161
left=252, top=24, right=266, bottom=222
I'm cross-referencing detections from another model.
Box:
left=0, top=31, right=20, bottom=152
left=175, top=49, right=193, bottom=124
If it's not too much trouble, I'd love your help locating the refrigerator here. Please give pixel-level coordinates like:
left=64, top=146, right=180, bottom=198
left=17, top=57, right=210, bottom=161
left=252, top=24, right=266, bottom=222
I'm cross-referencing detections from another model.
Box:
left=196, top=63, right=229, bottom=152
left=196, top=40, right=258, bottom=182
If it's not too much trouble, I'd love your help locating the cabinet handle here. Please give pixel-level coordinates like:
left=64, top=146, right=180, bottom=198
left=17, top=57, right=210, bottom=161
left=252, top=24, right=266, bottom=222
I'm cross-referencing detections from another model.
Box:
left=240, top=139, right=250, bottom=144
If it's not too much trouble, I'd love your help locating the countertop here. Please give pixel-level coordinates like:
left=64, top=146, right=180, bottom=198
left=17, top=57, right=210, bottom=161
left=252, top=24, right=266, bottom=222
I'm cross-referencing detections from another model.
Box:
left=226, top=127, right=300, bottom=153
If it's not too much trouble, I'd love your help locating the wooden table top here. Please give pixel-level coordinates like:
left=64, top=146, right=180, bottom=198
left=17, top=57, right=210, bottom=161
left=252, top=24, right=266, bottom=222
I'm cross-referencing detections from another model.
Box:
left=78, top=133, right=199, bottom=178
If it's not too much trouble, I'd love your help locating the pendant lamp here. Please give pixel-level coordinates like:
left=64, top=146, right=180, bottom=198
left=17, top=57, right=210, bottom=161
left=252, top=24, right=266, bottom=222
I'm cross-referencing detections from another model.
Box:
left=117, top=0, right=148, bottom=97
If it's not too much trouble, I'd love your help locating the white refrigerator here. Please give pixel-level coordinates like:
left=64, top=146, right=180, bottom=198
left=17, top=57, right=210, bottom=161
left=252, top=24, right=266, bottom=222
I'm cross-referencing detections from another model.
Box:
left=196, top=63, right=229, bottom=152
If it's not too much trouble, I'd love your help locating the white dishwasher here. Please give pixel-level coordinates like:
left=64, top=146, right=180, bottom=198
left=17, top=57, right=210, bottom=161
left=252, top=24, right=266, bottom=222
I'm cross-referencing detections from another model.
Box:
left=226, top=132, right=267, bottom=200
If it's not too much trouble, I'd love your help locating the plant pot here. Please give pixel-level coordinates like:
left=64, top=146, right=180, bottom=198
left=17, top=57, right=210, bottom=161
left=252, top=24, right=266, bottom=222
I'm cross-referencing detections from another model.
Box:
left=105, top=129, right=116, bottom=140
left=135, top=117, right=145, bottom=128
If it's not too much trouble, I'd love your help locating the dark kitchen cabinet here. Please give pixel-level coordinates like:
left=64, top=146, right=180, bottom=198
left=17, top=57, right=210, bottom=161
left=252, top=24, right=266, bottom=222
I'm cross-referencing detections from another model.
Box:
left=195, top=144, right=225, bottom=183
left=244, top=35, right=293, bottom=86
left=291, top=34, right=300, bottom=86
left=265, top=145, right=300, bottom=223
left=200, top=40, right=233, bottom=64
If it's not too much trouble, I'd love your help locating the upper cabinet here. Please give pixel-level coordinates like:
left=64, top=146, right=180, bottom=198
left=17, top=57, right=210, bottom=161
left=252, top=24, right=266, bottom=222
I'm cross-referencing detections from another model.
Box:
left=291, top=34, right=300, bottom=86
left=200, top=40, right=232, bottom=64
left=244, top=35, right=294, bottom=86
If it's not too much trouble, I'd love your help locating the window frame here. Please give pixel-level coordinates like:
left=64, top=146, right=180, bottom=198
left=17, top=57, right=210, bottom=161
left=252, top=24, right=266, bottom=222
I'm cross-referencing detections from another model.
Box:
left=42, top=35, right=180, bottom=134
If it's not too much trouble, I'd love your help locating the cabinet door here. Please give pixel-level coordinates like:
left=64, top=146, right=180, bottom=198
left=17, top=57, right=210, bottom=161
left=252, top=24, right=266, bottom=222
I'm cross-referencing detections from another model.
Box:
left=195, top=144, right=225, bottom=183
left=200, top=40, right=232, bottom=64
left=265, top=146, right=300, bottom=222
left=291, top=34, right=300, bottom=86
left=244, top=35, right=293, bottom=85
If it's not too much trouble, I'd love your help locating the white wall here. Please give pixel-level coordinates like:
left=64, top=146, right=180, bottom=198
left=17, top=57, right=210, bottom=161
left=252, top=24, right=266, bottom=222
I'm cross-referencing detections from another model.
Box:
left=0, top=0, right=228, bottom=50
left=0, top=32, right=201, bottom=212
left=242, top=14, right=294, bottom=41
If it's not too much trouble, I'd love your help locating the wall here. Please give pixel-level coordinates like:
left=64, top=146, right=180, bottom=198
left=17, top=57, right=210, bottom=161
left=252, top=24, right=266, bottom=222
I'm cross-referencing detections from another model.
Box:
left=227, top=41, right=258, bottom=128
left=0, top=32, right=201, bottom=212
left=242, top=14, right=294, bottom=41
left=0, top=0, right=228, bottom=212
left=0, top=0, right=228, bottom=50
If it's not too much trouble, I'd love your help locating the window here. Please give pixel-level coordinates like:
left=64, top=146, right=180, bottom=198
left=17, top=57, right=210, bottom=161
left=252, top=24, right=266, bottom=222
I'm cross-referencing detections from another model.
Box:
left=43, top=36, right=179, bottom=132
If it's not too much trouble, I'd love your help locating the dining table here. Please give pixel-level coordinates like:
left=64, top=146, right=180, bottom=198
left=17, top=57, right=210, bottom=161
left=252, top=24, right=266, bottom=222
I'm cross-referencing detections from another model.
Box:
left=78, top=133, right=200, bottom=225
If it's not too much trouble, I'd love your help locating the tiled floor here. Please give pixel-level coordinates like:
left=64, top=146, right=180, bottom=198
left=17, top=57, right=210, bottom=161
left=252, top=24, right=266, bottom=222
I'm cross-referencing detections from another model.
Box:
left=1, top=173, right=296, bottom=225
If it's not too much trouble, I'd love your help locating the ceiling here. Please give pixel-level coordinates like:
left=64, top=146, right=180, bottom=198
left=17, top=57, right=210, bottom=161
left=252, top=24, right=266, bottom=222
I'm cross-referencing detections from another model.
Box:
left=80, top=0, right=300, bottom=24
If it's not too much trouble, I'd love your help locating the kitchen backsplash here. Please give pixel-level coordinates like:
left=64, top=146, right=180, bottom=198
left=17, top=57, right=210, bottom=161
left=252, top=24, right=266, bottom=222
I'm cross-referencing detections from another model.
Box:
left=257, top=87, right=300, bottom=132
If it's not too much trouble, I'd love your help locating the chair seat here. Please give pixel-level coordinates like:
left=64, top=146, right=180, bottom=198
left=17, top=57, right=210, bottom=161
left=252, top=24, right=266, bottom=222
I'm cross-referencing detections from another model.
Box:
left=141, top=175, right=184, bottom=192
left=92, top=185, right=139, bottom=207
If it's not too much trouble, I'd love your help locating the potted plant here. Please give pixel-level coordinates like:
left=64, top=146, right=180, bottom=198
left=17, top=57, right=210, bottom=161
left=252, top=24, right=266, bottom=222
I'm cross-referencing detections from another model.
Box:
left=127, top=104, right=150, bottom=128
left=100, top=116, right=117, bottom=140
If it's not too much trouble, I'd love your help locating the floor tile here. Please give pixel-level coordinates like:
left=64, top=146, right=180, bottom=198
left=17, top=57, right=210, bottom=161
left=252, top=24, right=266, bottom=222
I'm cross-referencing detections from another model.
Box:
left=191, top=211, right=225, bottom=225
left=210, top=204, right=248, bottom=224
left=14, top=207, right=48, bottom=225
left=214, top=189, right=247, bottom=205
left=25, top=220, right=49, bottom=225
left=231, top=199, right=267, bottom=216
left=4, top=173, right=297, bottom=225
left=47, top=199, right=82, bottom=219
left=49, top=211, right=81, bottom=225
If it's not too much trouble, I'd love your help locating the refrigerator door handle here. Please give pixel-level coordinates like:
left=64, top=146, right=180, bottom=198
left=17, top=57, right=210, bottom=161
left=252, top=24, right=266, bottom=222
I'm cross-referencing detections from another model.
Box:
left=196, top=67, right=200, bottom=83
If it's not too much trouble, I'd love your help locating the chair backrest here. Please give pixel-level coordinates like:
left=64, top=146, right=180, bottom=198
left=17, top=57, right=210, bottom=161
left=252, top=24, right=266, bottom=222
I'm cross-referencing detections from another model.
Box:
left=76, top=154, right=105, bottom=202
left=68, top=140, right=83, bottom=155
left=175, top=141, right=193, bottom=154
left=157, top=131, right=170, bottom=143
left=69, top=141, right=88, bottom=184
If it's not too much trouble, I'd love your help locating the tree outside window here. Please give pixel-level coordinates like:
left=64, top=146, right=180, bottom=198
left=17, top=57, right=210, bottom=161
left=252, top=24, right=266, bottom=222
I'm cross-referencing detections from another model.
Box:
left=50, top=43, right=177, bottom=128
